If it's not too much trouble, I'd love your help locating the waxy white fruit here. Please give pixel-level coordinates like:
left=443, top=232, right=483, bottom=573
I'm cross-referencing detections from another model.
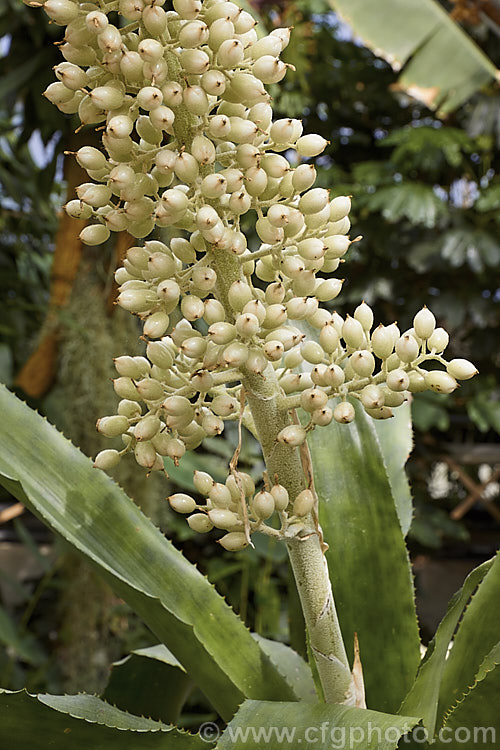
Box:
left=425, top=370, right=458, bottom=394
left=168, top=493, right=197, bottom=514
left=447, top=359, right=478, bottom=380
left=277, top=425, right=307, bottom=447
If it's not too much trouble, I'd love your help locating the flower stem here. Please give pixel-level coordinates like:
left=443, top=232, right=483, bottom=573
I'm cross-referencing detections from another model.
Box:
left=167, top=57, right=355, bottom=705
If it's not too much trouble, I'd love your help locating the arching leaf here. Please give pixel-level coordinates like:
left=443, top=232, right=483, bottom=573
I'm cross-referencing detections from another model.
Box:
left=329, top=0, right=498, bottom=113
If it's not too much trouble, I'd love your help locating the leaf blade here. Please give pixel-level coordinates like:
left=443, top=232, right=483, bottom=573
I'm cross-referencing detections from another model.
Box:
left=437, top=552, right=500, bottom=722
left=0, top=385, right=297, bottom=720
left=217, top=699, right=419, bottom=749
left=329, top=0, right=498, bottom=113
left=0, top=689, right=206, bottom=749
left=103, top=645, right=192, bottom=725
left=400, top=557, right=494, bottom=736
left=309, top=398, right=420, bottom=713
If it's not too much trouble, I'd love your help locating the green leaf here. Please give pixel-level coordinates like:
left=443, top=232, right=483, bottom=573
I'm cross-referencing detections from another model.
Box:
left=467, top=392, right=500, bottom=434
left=251, top=635, right=317, bottom=702
left=0, top=385, right=297, bottom=721
left=329, top=0, right=498, bottom=114
left=475, top=181, right=500, bottom=212
left=0, top=605, right=45, bottom=666
left=0, top=50, right=50, bottom=101
left=411, top=392, right=450, bottom=432
left=365, top=184, right=446, bottom=227
left=371, top=401, right=413, bottom=536
left=308, top=398, right=420, bottom=713
left=381, top=126, right=476, bottom=171
left=400, top=557, right=494, bottom=737
left=437, top=552, right=500, bottom=721
left=435, top=646, right=500, bottom=748
left=0, top=689, right=205, bottom=749
left=103, top=645, right=193, bottom=725
left=217, top=699, right=419, bottom=749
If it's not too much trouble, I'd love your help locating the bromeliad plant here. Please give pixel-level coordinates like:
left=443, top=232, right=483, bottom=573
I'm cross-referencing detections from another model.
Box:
left=1, top=0, right=498, bottom=748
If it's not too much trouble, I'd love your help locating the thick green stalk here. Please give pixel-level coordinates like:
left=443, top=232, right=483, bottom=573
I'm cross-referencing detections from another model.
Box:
left=213, top=254, right=354, bottom=706
left=167, top=54, right=354, bottom=705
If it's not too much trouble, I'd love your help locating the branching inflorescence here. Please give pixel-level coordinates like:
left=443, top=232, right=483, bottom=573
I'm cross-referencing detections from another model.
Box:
left=40, top=0, right=477, bottom=556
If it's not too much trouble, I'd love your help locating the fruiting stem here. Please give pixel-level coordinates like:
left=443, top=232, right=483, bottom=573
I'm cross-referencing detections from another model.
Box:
left=168, top=57, right=355, bottom=706
left=212, top=254, right=355, bottom=705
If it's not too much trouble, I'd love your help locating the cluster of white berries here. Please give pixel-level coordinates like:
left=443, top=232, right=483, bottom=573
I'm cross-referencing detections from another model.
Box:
left=39, top=0, right=477, bottom=550
left=168, top=472, right=316, bottom=550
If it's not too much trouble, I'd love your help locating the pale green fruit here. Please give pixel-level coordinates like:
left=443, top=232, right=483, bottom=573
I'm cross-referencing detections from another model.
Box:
left=271, top=484, right=289, bottom=511
left=319, top=324, right=339, bottom=354
left=360, top=385, right=385, bottom=410
left=65, top=200, right=92, bottom=219
left=324, top=236, right=351, bottom=263
left=252, top=490, right=275, bottom=520
left=311, top=364, right=328, bottom=386
left=342, top=316, right=365, bottom=349
left=296, top=134, right=328, bottom=157
left=333, top=401, right=355, bottom=424
left=380, top=388, right=406, bottom=407
left=143, top=312, right=170, bottom=339
left=113, top=377, right=140, bottom=401
left=350, top=350, right=375, bottom=377
left=315, top=278, right=343, bottom=302
left=163, top=395, right=193, bottom=416
left=44, top=0, right=80, bottom=25
left=277, top=425, right=307, bottom=447
left=85, top=10, right=109, bottom=33
left=137, top=85, right=163, bottom=110
left=371, top=325, right=395, bottom=360
left=427, top=327, right=449, bottom=353
left=135, top=378, right=164, bottom=401
left=293, top=489, right=315, bottom=517
left=201, top=413, right=224, bottom=437
left=208, top=322, right=236, bottom=345
left=193, top=470, right=214, bottom=495
left=386, top=369, right=410, bottom=392
left=329, top=195, right=351, bottom=222
left=93, top=449, right=121, bottom=470
left=236, top=312, right=260, bottom=338
left=263, top=340, right=284, bottom=362
left=221, top=341, right=249, bottom=367
left=300, top=341, right=324, bottom=365
left=446, top=358, right=478, bottom=380
left=300, top=387, right=329, bottom=413
left=407, top=371, right=427, bottom=393
left=395, top=334, right=419, bottom=363
left=364, top=405, right=394, bottom=420
left=79, top=224, right=110, bottom=245
left=312, top=406, right=333, bottom=426
left=354, top=302, right=373, bottom=332
left=76, top=146, right=107, bottom=171
left=134, top=415, right=161, bottom=441
left=168, top=493, right=197, bottom=514
left=425, top=370, right=458, bottom=394
left=134, top=442, right=159, bottom=469
left=96, top=415, right=130, bottom=437
left=218, top=532, right=249, bottom=551
left=298, top=187, right=329, bottom=215
left=413, top=306, right=436, bottom=340
left=187, top=513, right=214, bottom=533
left=208, top=508, right=241, bottom=531
left=117, top=400, right=142, bottom=419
